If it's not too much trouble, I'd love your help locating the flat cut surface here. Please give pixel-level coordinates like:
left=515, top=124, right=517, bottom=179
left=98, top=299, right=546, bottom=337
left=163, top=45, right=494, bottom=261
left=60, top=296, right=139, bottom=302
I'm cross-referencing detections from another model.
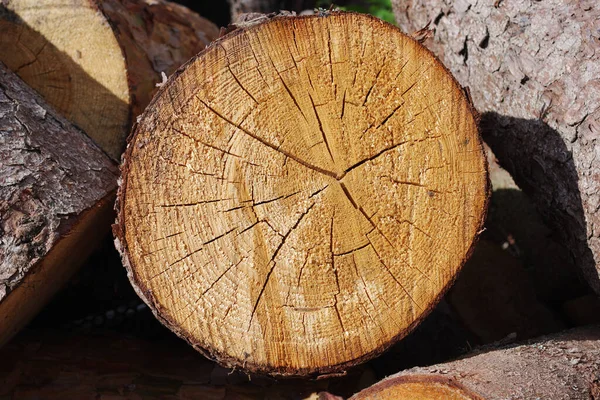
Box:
left=117, top=13, right=488, bottom=375
left=350, top=375, right=482, bottom=400
left=0, top=0, right=130, bottom=158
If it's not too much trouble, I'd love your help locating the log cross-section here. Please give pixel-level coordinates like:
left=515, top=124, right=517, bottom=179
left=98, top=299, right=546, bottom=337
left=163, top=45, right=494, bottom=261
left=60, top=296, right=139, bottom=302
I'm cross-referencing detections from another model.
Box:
left=114, top=12, right=489, bottom=377
left=0, top=0, right=219, bottom=159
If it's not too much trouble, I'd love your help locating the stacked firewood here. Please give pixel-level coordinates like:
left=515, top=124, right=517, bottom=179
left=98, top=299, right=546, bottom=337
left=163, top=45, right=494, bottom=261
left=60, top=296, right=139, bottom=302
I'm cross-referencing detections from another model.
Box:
left=1, top=0, right=598, bottom=398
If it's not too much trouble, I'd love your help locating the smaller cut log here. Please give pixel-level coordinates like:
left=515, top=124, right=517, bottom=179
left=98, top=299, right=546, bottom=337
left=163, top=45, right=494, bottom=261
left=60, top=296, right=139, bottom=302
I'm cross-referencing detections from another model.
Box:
left=0, top=0, right=220, bottom=159
left=349, top=326, right=600, bottom=400
left=0, top=63, right=118, bottom=346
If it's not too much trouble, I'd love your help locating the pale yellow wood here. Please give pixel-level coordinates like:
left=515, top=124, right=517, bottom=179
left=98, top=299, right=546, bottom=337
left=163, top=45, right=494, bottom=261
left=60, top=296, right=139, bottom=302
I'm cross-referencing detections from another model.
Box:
left=349, top=375, right=482, bottom=400
left=0, top=0, right=219, bottom=159
left=117, top=12, right=488, bottom=376
left=0, top=0, right=130, bottom=158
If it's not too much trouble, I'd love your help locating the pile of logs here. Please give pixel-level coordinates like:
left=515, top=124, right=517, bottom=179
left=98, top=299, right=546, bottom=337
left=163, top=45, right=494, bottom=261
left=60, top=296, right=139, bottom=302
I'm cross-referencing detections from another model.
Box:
left=1, top=0, right=599, bottom=398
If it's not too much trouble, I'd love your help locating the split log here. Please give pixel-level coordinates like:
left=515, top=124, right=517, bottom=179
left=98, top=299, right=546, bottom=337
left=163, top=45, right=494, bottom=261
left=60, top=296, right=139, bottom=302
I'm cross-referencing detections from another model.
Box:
left=391, top=0, right=600, bottom=293
left=0, top=63, right=118, bottom=346
left=350, top=326, right=600, bottom=400
left=0, top=0, right=219, bottom=159
left=0, top=330, right=371, bottom=399
left=114, top=12, right=489, bottom=376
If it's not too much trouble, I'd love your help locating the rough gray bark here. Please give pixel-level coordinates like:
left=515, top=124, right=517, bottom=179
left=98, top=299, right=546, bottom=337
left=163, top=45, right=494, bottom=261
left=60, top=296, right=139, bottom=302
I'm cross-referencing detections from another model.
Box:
left=391, top=0, right=600, bottom=293
left=0, top=63, right=118, bottom=345
left=351, top=326, right=600, bottom=399
left=228, top=0, right=279, bottom=21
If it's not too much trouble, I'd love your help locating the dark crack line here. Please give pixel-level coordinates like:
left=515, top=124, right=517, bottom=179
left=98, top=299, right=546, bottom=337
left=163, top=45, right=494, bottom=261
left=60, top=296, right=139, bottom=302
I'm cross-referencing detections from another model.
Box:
left=172, top=126, right=242, bottom=158
left=238, top=220, right=260, bottom=235
left=327, top=27, right=335, bottom=96
left=350, top=253, right=386, bottom=337
left=202, top=257, right=245, bottom=296
left=204, top=227, right=237, bottom=245
left=248, top=202, right=316, bottom=329
left=339, top=182, right=429, bottom=286
left=296, top=250, right=311, bottom=287
left=330, top=213, right=347, bottom=335
left=162, top=227, right=237, bottom=270
left=276, top=69, right=309, bottom=123
left=363, top=55, right=386, bottom=106
left=228, top=65, right=259, bottom=104
left=308, top=92, right=335, bottom=164
left=377, top=102, right=405, bottom=129
left=157, top=198, right=232, bottom=208
left=154, top=231, right=185, bottom=241
left=333, top=242, right=370, bottom=257
left=254, top=190, right=300, bottom=206
left=162, top=158, right=220, bottom=178
left=196, top=97, right=340, bottom=179
left=15, top=42, right=48, bottom=73
left=344, top=140, right=409, bottom=175
left=367, top=239, right=423, bottom=311
left=309, top=184, right=329, bottom=198
left=340, top=89, right=347, bottom=119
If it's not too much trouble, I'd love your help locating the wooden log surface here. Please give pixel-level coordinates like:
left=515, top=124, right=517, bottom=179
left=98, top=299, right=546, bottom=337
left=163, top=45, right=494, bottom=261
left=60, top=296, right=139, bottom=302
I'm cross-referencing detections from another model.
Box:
left=391, top=0, right=600, bottom=294
left=0, top=0, right=220, bottom=159
left=114, top=12, right=489, bottom=376
left=350, top=325, right=600, bottom=399
left=0, top=63, right=118, bottom=346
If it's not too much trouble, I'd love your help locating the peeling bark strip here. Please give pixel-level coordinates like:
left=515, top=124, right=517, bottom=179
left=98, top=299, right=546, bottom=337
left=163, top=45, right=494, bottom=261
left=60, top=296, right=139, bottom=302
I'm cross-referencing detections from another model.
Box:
left=0, top=63, right=118, bottom=346
left=350, top=326, right=600, bottom=400
left=0, top=0, right=220, bottom=159
left=114, top=12, right=489, bottom=377
left=391, top=0, right=600, bottom=293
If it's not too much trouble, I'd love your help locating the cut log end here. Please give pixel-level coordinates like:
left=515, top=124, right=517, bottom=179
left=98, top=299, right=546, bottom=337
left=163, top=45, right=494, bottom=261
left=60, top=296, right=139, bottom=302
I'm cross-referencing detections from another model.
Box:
left=0, top=0, right=219, bottom=159
left=0, top=1, right=130, bottom=158
left=349, top=375, right=483, bottom=400
left=115, top=12, right=488, bottom=376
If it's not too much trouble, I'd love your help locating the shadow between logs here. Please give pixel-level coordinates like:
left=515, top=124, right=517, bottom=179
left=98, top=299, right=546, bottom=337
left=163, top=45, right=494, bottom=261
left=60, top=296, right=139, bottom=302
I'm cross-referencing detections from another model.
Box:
left=480, top=111, right=599, bottom=293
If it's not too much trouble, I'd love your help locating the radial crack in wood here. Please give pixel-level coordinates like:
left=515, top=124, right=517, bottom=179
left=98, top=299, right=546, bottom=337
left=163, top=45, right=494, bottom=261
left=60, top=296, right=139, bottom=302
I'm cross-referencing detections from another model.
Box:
left=114, top=12, right=489, bottom=377
left=0, top=0, right=219, bottom=159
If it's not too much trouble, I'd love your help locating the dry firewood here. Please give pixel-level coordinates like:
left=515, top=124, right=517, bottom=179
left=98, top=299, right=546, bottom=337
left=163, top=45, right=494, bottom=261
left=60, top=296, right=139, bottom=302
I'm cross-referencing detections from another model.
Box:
left=0, top=0, right=219, bottom=159
left=0, top=63, right=118, bottom=346
left=114, top=12, right=489, bottom=376
left=349, top=325, right=600, bottom=399
left=391, top=0, right=600, bottom=294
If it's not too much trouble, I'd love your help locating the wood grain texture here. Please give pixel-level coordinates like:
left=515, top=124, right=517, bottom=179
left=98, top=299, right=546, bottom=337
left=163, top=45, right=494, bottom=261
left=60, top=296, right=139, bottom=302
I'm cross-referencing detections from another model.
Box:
left=0, top=63, right=118, bottom=346
left=0, top=0, right=219, bottom=159
left=350, top=375, right=482, bottom=400
left=391, top=0, right=600, bottom=294
left=115, top=12, right=489, bottom=376
left=351, top=326, right=600, bottom=399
